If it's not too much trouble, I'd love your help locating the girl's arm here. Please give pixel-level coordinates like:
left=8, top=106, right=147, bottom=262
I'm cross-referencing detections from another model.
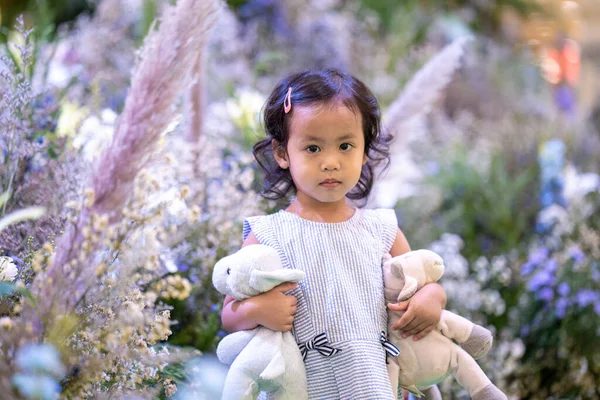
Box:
left=221, top=231, right=298, bottom=333
left=387, top=228, right=447, bottom=341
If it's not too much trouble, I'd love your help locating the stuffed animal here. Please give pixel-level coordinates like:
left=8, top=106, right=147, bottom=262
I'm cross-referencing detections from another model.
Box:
left=383, top=250, right=507, bottom=400
left=212, top=244, right=308, bottom=400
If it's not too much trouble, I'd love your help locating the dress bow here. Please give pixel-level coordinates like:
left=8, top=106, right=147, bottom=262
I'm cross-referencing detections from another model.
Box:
left=380, top=331, right=400, bottom=357
left=298, top=332, right=342, bottom=361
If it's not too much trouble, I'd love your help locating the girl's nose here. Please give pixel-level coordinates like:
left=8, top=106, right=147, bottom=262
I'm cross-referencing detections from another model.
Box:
left=321, top=156, right=340, bottom=171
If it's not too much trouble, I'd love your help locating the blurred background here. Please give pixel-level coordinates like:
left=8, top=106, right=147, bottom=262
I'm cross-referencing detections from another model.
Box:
left=1, top=0, right=600, bottom=399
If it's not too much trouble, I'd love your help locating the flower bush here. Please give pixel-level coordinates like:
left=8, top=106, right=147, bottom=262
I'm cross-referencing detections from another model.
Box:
left=505, top=173, right=600, bottom=398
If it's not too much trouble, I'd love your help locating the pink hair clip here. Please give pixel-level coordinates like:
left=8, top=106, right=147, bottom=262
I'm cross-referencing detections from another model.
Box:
left=284, top=87, right=292, bottom=114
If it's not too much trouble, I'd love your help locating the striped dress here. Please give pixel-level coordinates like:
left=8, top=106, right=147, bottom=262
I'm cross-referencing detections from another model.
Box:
left=243, top=208, right=398, bottom=399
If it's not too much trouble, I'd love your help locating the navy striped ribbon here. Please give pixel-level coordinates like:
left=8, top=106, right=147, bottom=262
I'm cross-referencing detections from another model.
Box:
left=298, top=332, right=342, bottom=361
left=380, top=331, right=400, bottom=357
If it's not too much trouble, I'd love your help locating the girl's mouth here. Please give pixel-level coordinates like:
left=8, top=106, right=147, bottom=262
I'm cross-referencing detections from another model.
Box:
left=320, top=179, right=341, bottom=188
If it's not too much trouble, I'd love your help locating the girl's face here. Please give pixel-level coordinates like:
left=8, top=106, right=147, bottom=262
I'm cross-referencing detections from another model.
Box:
left=273, top=103, right=367, bottom=207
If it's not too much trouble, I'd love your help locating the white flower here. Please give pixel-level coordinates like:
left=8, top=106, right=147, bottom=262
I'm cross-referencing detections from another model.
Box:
left=72, top=109, right=117, bottom=161
left=564, top=164, right=600, bottom=202
left=225, top=88, right=265, bottom=133
left=537, top=204, right=573, bottom=236
left=0, top=256, right=18, bottom=281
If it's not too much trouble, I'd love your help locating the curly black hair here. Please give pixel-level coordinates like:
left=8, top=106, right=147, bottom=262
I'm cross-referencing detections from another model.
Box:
left=253, top=68, right=391, bottom=203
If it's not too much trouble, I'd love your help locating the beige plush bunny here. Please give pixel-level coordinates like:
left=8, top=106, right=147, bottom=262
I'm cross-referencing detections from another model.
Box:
left=383, top=250, right=507, bottom=400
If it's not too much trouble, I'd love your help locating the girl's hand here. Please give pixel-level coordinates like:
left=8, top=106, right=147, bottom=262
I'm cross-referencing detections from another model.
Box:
left=388, top=283, right=446, bottom=341
left=247, top=282, right=298, bottom=332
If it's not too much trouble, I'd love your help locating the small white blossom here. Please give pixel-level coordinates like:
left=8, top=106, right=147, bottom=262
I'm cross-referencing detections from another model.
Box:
left=0, top=256, right=18, bottom=281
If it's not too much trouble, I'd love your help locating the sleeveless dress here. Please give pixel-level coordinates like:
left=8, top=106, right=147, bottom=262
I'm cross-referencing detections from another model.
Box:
left=243, top=208, right=398, bottom=399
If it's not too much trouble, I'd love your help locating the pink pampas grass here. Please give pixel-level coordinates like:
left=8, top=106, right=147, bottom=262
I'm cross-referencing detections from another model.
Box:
left=33, top=0, right=220, bottom=322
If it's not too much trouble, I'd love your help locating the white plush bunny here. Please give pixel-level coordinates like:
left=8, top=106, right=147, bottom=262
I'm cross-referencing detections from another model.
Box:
left=383, top=250, right=507, bottom=400
left=212, top=244, right=308, bottom=400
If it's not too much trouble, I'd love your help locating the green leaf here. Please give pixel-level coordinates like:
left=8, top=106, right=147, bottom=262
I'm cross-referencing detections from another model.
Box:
left=0, top=191, right=10, bottom=208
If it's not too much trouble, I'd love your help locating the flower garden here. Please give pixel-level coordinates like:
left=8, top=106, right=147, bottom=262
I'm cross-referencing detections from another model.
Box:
left=0, top=0, right=599, bottom=398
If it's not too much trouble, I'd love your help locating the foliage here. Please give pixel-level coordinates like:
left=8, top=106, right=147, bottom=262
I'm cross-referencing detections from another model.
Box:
left=399, top=141, right=540, bottom=262
left=356, top=0, right=541, bottom=38
left=0, top=0, right=95, bottom=42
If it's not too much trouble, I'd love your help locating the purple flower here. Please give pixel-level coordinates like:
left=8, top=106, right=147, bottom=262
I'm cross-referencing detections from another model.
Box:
left=521, top=261, right=536, bottom=276
left=555, top=297, right=569, bottom=319
left=520, top=325, right=530, bottom=337
left=527, top=270, right=556, bottom=292
left=217, top=330, right=227, bottom=338
left=210, top=303, right=219, bottom=313
left=238, top=0, right=290, bottom=38
left=555, top=84, right=576, bottom=115
left=575, top=290, right=599, bottom=307
left=557, top=282, right=570, bottom=297
left=530, top=248, right=549, bottom=264
left=592, top=269, right=600, bottom=282
left=176, top=261, right=190, bottom=272
left=595, top=302, right=600, bottom=317
left=568, top=246, right=586, bottom=264
left=536, top=287, right=554, bottom=302
left=544, top=258, right=558, bottom=273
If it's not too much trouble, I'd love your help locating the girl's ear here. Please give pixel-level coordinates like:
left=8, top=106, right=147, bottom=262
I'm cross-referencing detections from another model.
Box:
left=362, top=152, right=368, bottom=165
left=272, top=139, right=289, bottom=169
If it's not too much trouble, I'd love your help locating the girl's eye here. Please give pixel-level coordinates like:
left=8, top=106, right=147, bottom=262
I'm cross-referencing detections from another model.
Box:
left=306, top=145, right=320, bottom=153
left=340, top=143, right=353, bottom=151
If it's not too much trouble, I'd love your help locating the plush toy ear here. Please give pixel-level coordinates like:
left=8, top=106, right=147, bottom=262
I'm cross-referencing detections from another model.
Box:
left=397, top=276, right=418, bottom=301
left=388, top=258, right=406, bottom=281
left=249, top=269, right=305, bottom=293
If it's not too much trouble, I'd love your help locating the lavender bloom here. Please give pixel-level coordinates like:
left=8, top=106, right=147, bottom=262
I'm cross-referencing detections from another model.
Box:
left=575, top=290, right=599, bottom=307
left=536, top=287, right=554, bottom=302
left=521, top=261, right=536, bottom=276
left=176, top=261, right=190, bottom=273
left=555, top=297, right=569, bottom=319
left=238, top=0, right=290, bottom=38
left=520, top=324, right=530, bottom=337
left=567, top=246, right=586, bottom=264
left=554, top=84, right=576, bottom=116
left=521, top=247, right=551, bottom=276
left=530, top=247, right=549, bottom=264
left=544, top=258, right=558, bottom=273
left=595, top=302, right=600, bottom=317
left=557, top=282, right=570, bottom=297
left=527, top=269, right=556, bottom=292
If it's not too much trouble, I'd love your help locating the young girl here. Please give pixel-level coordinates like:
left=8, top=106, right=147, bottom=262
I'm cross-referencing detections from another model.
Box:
left=221, top=68, right=446, bottom=399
